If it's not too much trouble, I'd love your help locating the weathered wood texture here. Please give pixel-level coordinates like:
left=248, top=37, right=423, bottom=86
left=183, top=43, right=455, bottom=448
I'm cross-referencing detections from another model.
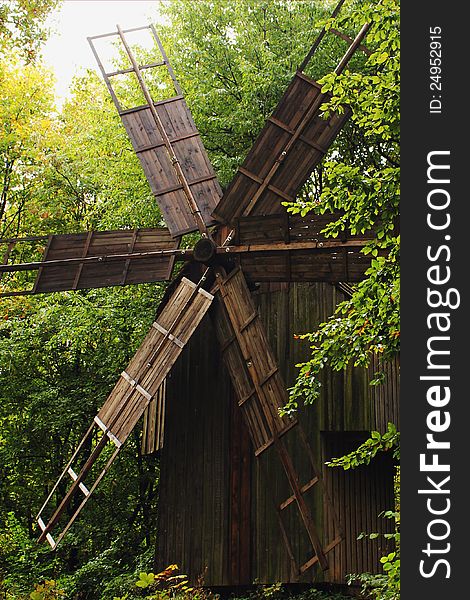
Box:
left=369, top=354, right=400, bottom=434
left=229, top=391, right=252, bottom=584
left=156, top=314, right=233, bottom=584
left=97, top=277, right=213, bottom=446
left=212, top=73, right=350, bottom=224
left=32, top=228, right=177, bottom=293
left=156, top=282, right=399, bottom=585
left=238, top=247, right=369, bottom=284
left=226, top=213, right=373, bottom=283
left=322, top=432, right=395, bottom=584
left=120, top=98, right=222, bottom=236
left=212, top=268, right=296, bottom=455
left=234, top=213, right=373, bottom=246
left=141, top=379, right=166, bottom=455
left=213, top=268, right=340, bottom=575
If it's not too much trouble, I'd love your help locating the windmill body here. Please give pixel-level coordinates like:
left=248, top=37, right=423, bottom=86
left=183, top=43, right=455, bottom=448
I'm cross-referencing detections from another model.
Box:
left=0, top=3, right=399, bottom=585
left=156, top=282, right=399, bottom=584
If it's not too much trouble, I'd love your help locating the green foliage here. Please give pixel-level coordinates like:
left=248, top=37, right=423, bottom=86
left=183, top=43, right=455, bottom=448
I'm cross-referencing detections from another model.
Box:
left=347, top=546, right=400, bottom=600
left=158, top=0, right=334, bottom=187
left=325, top=423, right=399, bottom=470
left=0, top=512, right=64, bottom=596
left=0, top=0, right=59, bottom=62
left=131, top=565, right=197, bottom=599
left=29, top=580, right=65, bottom=600
left=283, top=0, right=400, bottom=414
left=230, top=585, right=352, bottom=600
left=0, top=57, right=57, bottom=240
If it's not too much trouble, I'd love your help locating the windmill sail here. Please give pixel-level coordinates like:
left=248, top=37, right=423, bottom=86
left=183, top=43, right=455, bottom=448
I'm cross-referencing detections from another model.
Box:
left=88, top=25, right=222, bottom=237
left=212, top=21, right=371, bottom=225
left=37, top=276, right=213, bottom=549
left=212, top=267, right=342, bottom=575
left=224, top=212, right=375, bottom=283
left=0, top=228, right=180, bottom=297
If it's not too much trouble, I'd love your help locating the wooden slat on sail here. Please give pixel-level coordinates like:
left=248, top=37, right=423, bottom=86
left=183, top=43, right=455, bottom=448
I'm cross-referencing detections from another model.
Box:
left=141, top=379, right=166, bottom=455
left=237, top=247, right=370, bottom=284
left=234, top=212, right=374, bottom=245
left=120, top=99, right=222, bottom=236
left=212, top=269, right=296, bottom=454
left=97, top=277, right=213, bottom=445
left=223, top=213, right=373, bottom=283
left=31, top=228, right=178, bottom=293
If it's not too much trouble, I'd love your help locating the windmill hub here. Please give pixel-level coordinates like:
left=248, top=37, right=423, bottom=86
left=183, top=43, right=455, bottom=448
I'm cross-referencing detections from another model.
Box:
left=193, top=237, right=217, bottom=264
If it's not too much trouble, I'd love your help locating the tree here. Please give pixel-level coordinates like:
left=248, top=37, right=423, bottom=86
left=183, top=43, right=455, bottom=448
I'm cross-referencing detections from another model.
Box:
left=283, top=0, right=400, bottom=411
left=0, top=0, right=60, bottom=62
left=1, top=42, right=166, bottom=593
left=0, top=57, right=57, bottom=239
left=158, top=0, right=336, bottom=186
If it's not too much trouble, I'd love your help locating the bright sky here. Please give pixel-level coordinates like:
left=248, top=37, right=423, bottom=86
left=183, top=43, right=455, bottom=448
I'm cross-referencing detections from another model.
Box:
left=43, top=0, right=162, bottom=105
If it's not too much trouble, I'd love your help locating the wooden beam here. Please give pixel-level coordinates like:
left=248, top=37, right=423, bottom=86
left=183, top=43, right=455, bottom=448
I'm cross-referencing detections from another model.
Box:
left=106, top=61, right=165, bottom=77
left=329, top=28, right=372, bottom=56
left=0, top=248, right=189, bottom=273
left=219, top=238, right=366, bottom=255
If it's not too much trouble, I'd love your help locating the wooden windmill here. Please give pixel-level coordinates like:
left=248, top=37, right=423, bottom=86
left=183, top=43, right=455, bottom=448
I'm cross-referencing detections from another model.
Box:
left=0, top=1, right=376, bottom=580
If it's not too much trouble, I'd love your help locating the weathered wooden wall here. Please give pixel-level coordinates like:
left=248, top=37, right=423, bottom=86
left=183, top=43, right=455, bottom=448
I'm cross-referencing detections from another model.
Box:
left=156, top=313, right=232, bottom=583
left=156, top=282, right=399, bottom=585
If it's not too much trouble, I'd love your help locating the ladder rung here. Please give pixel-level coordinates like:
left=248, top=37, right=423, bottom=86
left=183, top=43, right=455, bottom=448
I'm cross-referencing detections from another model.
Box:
left=329, top=28, right=372, bottom=56
left=279, top=476, right=319, bottom=511
left=37, top=517, right=56, bottom=549
left=238, top=389, right=256, bottom=407
left=94, top=415, right=123, bottom=447
left=106, top=61, right=165, bottom=77
left=254, top=419, right=298, bottom=456
left=67, top=467, right=91, bottom=497
left=152, top=322, right=185, bottom=348
left=299, top=535, right=343, bottom=574
left=259, top=366, right=279, bottom=387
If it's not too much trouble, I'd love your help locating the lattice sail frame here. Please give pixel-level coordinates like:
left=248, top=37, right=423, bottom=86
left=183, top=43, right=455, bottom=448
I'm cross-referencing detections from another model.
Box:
left=88, top=24, right=222, bottom=237
left=213, top=19, right=371, bottom=224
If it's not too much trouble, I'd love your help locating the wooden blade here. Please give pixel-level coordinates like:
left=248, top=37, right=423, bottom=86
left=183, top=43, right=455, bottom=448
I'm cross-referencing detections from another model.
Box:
left=212, top=71, right=350, bottom=224
left=220, top=213, right=375, bottom=283
left=0, top=228, right=180, bottom=296
left=211, top=267, right=341, bottom=573
left=212, top=14, right=372, bottom=226
left=37, top=276, right=213, bottom=549
left=235, top=247, right=370, bottom=284
left=89, top=25, right=222, bottom=237
left=212, top=270, right=297, bottom=455
left=119, top=99, right=222, bottom=237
